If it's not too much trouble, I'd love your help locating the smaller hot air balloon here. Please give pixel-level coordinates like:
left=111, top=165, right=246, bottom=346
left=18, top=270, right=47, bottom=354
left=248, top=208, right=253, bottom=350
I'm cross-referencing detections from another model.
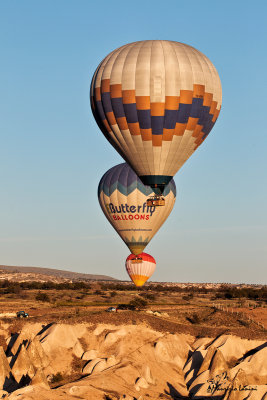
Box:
left=126, top=252, right=156, bottom=287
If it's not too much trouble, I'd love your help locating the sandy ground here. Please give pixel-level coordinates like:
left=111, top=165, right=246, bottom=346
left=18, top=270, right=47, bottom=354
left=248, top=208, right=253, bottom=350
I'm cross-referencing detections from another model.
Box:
left=234, top=307, right=267, bottom=328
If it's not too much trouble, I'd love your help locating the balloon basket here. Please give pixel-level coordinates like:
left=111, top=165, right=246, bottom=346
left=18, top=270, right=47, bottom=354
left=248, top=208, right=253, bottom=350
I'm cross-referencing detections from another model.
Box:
left=146, top=196, right=165, bottom=207
left=131, top=259, right=143, bottom=264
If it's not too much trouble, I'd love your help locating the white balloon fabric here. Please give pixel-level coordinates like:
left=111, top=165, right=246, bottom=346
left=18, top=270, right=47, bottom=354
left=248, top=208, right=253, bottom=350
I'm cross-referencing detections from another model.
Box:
left=91, top=40, right=222, bottom=193
left=98, top=163, right=176, bottom=255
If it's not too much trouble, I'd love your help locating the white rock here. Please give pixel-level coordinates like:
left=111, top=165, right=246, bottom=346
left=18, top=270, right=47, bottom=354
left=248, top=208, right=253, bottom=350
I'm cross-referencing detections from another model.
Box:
left=135, top=377, right=149, bottom=391
left=106, top=355, right=117, bottom=368
left=0, top=346, right=11, bottom=389
left=82, top=349, right=98, bottom=360
left=82, top=358, right=102, bottom=375
left=7, top=385, right=34, bottom=400
left=11, top=345, right=35, bottom=383
left=0, top=390, right=8, bottom=398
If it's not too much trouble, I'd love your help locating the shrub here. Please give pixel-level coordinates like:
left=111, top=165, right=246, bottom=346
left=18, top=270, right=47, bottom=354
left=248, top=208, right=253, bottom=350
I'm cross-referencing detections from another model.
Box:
left=227, top=357, right=238, bottom=368
left=36, top=292, right=50, bottom=302
left=50, top=372, right=63, bottom=383
left=94, top=290, right=104, bottom=295
left=186, top=313, right=200, bottom=324
left=129, top=297, right=147, bottom=309
left=1, top=282, right=21, bottom=294
left=141, top=293, right=156, bottom=301
left=238, top=319, right=250, bottom=327
left=182, top=293, right=194, bottom=301
left=71, top=354, right=84, bottom=373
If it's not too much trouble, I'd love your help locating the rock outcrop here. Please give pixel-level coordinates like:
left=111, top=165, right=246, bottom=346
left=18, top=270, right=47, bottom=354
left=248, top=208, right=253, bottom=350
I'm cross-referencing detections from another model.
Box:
left=0, top=323, right=265, bottom=400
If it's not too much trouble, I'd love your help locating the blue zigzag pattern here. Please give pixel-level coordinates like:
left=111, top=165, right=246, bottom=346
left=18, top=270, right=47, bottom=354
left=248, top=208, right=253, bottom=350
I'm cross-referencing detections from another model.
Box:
left=98, top=163, right=176, bottom=198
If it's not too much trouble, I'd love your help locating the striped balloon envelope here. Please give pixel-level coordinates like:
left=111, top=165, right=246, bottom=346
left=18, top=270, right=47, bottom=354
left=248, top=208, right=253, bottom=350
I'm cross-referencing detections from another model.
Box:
left=91, top=40, right=222, bottom=193
left=126, top=252, right=156, bottom=287
left=98, top=163, right=176, bottom=255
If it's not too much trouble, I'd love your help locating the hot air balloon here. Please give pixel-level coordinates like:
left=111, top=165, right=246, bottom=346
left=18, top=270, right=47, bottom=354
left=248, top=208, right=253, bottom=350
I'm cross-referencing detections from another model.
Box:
left=98, top=163, right=176, bottom=255
left=91, top=40, right=222, bottom=195
left=126, top=252, right=156, bottom=287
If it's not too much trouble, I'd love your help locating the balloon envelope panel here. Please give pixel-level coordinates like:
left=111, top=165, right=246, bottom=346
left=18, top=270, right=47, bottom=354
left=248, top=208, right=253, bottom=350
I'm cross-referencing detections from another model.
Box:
left=91, top=40, right=222, bottom=187
left=98, top=163, right=176, bottom=255
left=126, top=252, right=156, bottom=287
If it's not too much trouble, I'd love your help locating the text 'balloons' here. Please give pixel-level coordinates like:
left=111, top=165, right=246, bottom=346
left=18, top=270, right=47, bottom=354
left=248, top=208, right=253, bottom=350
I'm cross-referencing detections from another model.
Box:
left=98, top=163, right=176, bottom=255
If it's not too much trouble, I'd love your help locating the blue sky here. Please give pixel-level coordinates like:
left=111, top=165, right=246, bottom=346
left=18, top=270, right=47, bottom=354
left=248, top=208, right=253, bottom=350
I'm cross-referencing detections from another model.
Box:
left=0, top=1, right=266, bottom=283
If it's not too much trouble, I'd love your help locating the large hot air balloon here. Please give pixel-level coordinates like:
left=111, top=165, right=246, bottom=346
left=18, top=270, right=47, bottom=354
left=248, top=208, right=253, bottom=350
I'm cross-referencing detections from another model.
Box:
left=91, top=40, right=222, bottom=194
left=126, top=252, right=156, bottom=287
left=98, top=163, right=176, bottom=255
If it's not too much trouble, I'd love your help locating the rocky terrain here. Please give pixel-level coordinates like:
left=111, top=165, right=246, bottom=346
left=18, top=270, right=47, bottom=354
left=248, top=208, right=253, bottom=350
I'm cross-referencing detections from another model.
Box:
left=0, top=265, right=264, bottom=289
left=0, top=321, right=266, bottom=399
left=0, top=265, right=116, bottom=282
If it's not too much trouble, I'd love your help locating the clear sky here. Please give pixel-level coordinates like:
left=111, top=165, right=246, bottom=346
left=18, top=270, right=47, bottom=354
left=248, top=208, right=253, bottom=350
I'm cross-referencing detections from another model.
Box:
left=0, top=1, right=266, bottom=284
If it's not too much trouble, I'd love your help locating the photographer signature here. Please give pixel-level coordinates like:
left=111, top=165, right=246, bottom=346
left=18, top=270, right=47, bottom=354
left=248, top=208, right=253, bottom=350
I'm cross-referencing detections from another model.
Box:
left=207, top=371, right=257, bottom=394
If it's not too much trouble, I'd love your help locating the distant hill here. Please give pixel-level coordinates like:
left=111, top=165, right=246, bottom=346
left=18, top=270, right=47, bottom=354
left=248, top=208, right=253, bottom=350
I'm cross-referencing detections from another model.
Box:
left=0, top=265, right=117, bottom=282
